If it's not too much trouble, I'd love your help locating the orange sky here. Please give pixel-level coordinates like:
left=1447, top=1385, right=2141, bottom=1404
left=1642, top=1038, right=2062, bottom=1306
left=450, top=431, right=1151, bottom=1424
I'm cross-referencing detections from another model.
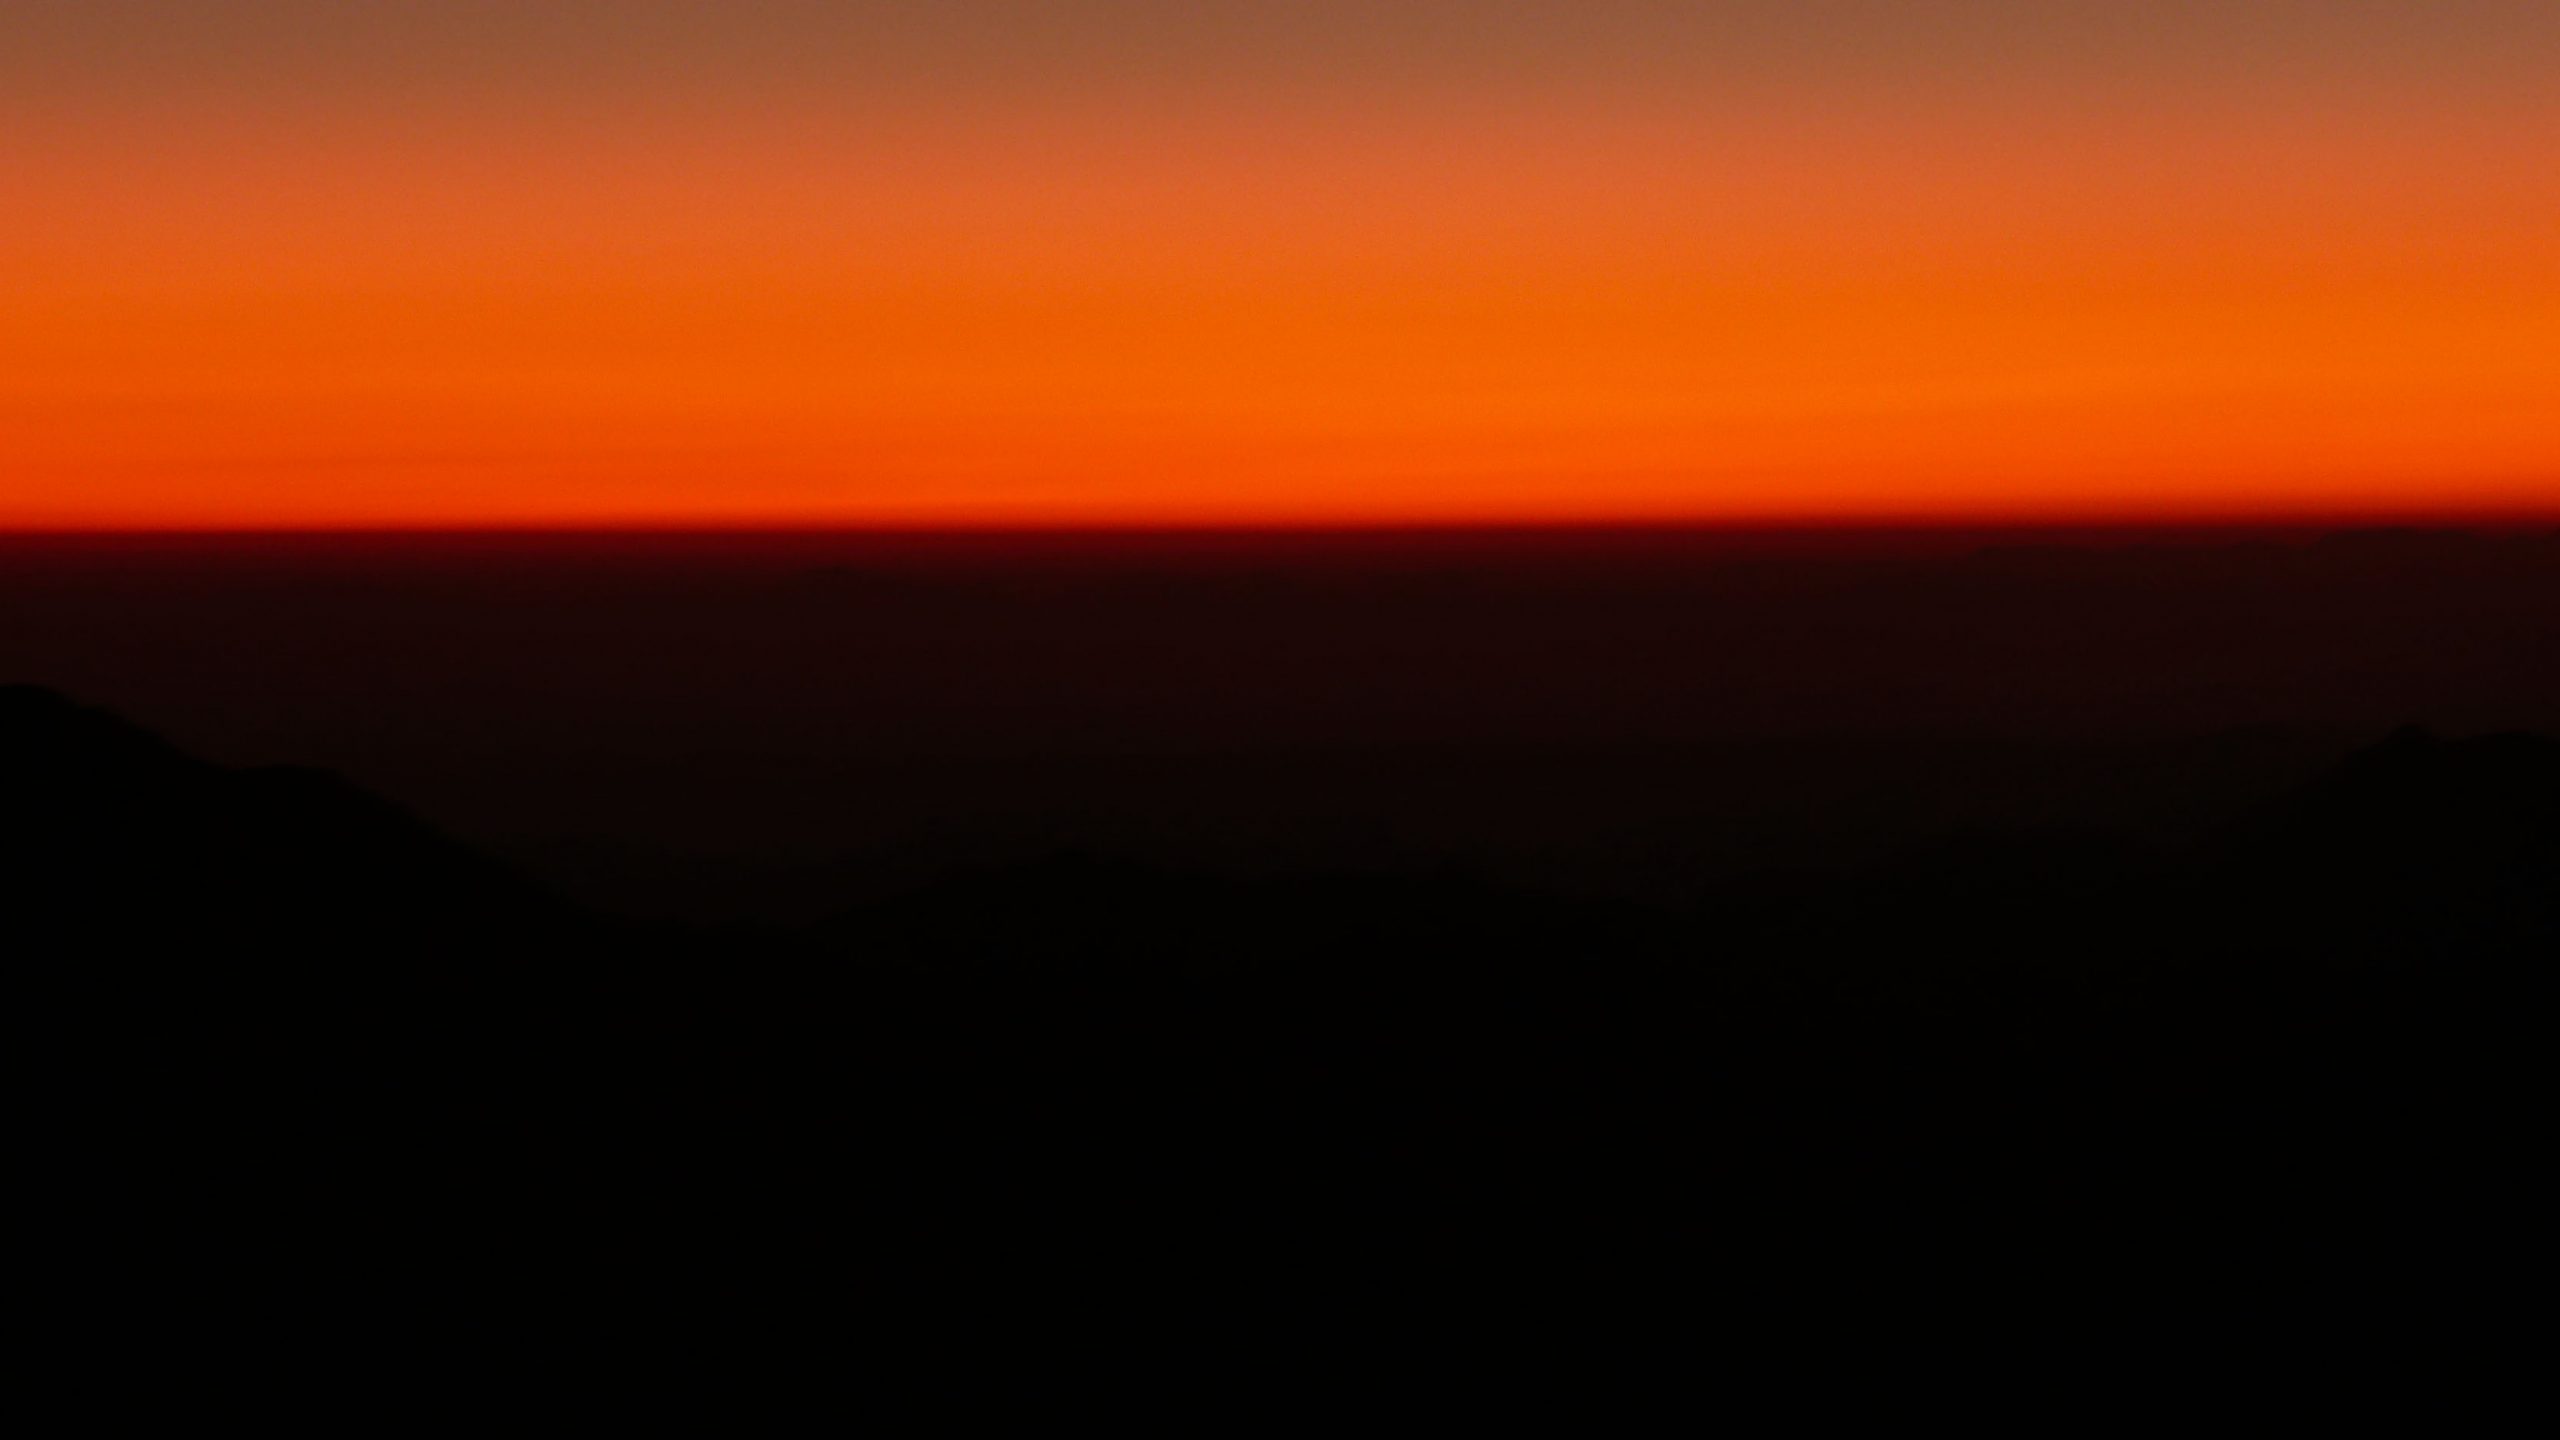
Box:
left=5, top=4, right=2556, bottom=527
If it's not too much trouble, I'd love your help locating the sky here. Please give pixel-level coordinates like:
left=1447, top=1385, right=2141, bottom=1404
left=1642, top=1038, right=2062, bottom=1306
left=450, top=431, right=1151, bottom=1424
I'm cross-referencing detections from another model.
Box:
left=5, top=2, right=2557, bottom=527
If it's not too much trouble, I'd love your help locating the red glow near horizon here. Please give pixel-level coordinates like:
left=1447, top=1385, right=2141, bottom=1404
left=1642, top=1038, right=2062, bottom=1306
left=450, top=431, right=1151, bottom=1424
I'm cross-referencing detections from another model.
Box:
left=5, top=7, right=2556, bottom=530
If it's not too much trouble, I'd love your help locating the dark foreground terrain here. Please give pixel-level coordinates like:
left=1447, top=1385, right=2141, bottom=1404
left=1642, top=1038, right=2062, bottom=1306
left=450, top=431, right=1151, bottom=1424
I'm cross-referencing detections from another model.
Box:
left=13, top=680, right=2554, bottom=1389
left=10, top=528, right=2557, bottom=1399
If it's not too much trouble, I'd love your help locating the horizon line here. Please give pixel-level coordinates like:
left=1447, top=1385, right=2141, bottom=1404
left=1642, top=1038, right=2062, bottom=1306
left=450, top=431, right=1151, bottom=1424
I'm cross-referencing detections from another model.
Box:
left=7, top=510, right=2559, bottom=541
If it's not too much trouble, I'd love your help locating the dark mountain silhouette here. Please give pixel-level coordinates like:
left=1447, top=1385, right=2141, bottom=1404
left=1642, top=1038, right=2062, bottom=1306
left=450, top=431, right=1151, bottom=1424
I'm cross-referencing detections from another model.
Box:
left=14, top=687, right=2552, bottom=1375
left=9, top=684, right=614, bottom=1380
left=6, top=683, right=579, bottom=950
left=2263, top=723, right=2560, bottom=862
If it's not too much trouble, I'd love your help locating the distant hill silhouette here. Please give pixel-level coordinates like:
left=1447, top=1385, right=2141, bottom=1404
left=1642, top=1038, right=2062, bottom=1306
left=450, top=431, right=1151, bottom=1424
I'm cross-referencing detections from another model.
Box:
left=13, top=686, right=2552, bottom=1376
left=2265, top=723, right=2560, bottom=858
left=11, top=527, right=2557, bottom=926
left=6, top=682, right=578, bottom=947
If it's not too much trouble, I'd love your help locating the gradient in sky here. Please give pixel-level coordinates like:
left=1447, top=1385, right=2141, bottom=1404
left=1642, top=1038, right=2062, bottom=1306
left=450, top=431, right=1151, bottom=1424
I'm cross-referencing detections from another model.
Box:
left=5, top=2, right=2557, bottom=527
